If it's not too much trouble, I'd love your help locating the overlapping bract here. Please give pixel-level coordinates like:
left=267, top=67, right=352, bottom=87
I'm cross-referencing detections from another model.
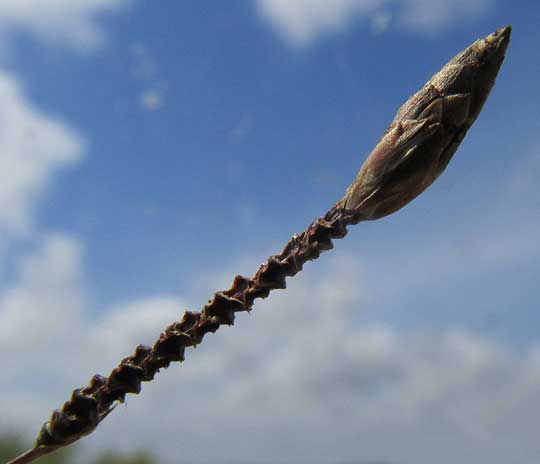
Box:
left=340, top=26, right=511, bottom=220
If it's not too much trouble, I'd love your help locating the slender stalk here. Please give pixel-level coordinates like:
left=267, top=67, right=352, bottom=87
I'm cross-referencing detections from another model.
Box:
left=7, top=25, right=511, bottom=464
left=6, top=447, right=53, bottom=464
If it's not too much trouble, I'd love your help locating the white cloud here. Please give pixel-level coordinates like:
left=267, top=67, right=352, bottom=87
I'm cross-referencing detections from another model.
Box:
left=257, top=0, right=382, bottom=46
left=0, top=235, right=83, bottom=348
left=0, top=71, right=84, bottom=236
left=256, top=0, right=495, bottom=46
left=94, top=267, right=540, bottom=464
left=0, top=234, right=185, bottom=426
left=0, top=0, right=132, bottom=50
left=370, top=10, right=392, bottom=35
left=89, top=256, right=540, bottom=464
left=400, top=0, right=493, bottom=31
left=131, top=44, right=168, bottom=111
left=0, top=235, right=87, bottom=430
left=3, top=236, right=540, bottom=464
left=140, top=89, right=163, bottom=111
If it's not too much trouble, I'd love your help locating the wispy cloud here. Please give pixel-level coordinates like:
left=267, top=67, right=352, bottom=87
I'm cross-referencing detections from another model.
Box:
left=256, top=0, right=495, bottom=46
left=0, top=234, right=184, bottom=424
left=370, top=10, right=392, bottom=35
left=131, top=43, right=168, bottom=111
left=0, top=1, right=135, bottom=236
left=140, top=89, right=164, bottom=111
left=0, top=71, right=84, bottom=237
left=0, top=0, right=132, bottom=51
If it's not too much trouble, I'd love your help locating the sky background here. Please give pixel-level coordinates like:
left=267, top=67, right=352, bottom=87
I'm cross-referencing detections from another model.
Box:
left=0, top=1, right=539, bottom=463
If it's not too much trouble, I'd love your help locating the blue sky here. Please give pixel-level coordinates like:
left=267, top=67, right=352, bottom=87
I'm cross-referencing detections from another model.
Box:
left=1, top=1, right=539, bottom=463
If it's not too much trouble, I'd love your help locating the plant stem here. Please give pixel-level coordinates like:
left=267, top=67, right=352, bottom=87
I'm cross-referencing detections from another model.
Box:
left=6, top=447, right=53, bottom=464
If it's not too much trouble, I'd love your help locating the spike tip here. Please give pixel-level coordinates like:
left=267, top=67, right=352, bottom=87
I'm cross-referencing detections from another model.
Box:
left=340, top=26, right=511, bottom=221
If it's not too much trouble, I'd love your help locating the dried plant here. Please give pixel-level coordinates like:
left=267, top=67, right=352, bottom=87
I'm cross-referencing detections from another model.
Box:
left=7, top=25, right=511, bottom=464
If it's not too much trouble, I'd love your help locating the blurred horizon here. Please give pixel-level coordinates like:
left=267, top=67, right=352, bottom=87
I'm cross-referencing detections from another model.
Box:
left=1, top=1, right=539, bottom=464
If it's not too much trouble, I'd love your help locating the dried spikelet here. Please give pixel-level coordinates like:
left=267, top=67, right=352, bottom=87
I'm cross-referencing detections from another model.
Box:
left=7, top=26, right=511, bottom=464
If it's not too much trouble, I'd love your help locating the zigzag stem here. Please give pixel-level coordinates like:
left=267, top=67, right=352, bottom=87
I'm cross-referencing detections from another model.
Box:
left=31, top=205, right=360, bottom=456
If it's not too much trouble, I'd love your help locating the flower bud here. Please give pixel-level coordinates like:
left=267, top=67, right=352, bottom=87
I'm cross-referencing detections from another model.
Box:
left=340, top=26, right=511, bottom=220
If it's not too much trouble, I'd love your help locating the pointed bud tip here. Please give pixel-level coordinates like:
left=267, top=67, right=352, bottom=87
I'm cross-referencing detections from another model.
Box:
left=480, top=24, right=512, bottom=56
left=485, top=25, right=512, bottom=46
left=492, top=25, right=512, bottom=42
